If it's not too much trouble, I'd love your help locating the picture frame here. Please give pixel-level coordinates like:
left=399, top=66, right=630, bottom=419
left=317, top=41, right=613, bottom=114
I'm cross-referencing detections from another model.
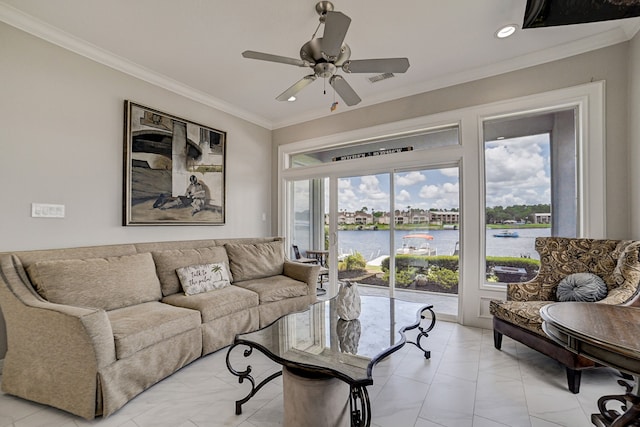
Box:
left=123, top=100, right=226, bottom=225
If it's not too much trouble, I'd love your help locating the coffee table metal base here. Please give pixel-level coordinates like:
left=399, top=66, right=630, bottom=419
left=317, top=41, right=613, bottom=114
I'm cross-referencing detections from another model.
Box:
left=225, top=346, right=283, bottom=416
left=225, top=299, right=436, bottom=427
left=406, top=305, right=436, bottom=359
left=226, top=345, right=374, bottom=426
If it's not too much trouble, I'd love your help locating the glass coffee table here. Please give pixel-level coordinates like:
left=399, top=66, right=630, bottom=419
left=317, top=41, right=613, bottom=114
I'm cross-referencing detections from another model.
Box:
left=225, top=295, right=436, bottom=427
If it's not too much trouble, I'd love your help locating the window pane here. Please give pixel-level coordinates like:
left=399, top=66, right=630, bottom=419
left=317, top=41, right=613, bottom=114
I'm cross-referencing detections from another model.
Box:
left=291, top=180, right=312, bottom=259
left=393, top=168, right=459, bottom=297
left=337, top=174, right=390, bottom=286
left=484, top=109, right=576, bottom=284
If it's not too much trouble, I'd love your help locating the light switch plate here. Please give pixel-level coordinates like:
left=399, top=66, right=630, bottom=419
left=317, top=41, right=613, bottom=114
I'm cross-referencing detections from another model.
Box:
left=31, top=203, right=65, bottom=218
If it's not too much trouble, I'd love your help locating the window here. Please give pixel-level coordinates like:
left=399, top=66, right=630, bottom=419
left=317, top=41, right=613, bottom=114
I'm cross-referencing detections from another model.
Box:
left=483, top=109, right=577, bottom=284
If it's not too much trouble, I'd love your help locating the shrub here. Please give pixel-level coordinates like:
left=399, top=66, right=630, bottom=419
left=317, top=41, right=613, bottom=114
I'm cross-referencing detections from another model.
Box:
left=338, top=252, right=367, bottom=271
left=382, top=267, right=417, bottom=287
left=380, top=255, right=460, bottom=272
left=425, top=266, right=458, bottom=289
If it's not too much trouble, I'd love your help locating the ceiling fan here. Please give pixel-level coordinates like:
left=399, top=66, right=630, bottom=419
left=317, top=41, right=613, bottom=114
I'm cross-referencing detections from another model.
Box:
left=242, top=1, right=410, bottom=106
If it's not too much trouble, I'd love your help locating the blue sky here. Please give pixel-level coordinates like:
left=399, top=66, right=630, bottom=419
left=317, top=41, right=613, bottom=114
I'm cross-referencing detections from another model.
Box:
left=335, top=134, right=551, bottom=213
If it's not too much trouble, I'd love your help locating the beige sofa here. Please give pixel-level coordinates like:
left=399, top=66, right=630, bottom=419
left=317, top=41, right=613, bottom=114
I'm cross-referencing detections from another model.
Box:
left=0, top=237, right=319, bottom=419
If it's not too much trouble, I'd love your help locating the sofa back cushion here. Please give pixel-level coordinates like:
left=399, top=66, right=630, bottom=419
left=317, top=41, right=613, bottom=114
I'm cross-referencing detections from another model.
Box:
left=225, top=241, right=284, bottom=282
left=534, top=237, right=621, bottom=301
left=151, top=246, right=231, bottom=296
left=26, top=252, right=162, bottom=311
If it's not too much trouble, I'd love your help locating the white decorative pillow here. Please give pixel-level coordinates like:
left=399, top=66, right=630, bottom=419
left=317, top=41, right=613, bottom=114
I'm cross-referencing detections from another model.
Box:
left=176, top=263, right=231, bottom=296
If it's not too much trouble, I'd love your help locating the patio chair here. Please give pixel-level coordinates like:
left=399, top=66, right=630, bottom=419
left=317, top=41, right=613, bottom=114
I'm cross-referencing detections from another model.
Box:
left=292, top=245, right=317, bottom=264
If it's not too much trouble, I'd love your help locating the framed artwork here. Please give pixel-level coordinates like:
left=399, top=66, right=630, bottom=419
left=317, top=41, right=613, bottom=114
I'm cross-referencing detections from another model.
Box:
left=123, top=101, right=226, bottom=225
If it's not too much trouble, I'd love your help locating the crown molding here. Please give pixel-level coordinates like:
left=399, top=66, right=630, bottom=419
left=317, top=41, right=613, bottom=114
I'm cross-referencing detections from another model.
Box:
left=0, top=2, right=274, bottom=130
left=2, top=1, right=636, bottom=132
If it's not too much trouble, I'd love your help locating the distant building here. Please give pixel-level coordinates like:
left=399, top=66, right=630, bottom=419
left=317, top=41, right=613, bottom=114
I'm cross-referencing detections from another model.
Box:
left=429, top=211, right=459, bottom=225
left=354, top=212, right=373, bottom=225
left=334, top=209, right=460, bottom=226
left=338, top=211, right=373, bottom=225
left=533, top=213, right=551, bottom=224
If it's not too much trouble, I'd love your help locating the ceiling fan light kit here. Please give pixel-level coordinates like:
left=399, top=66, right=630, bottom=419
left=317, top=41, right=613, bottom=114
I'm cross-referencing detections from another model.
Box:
left=241, top=1, right=410, bottom=107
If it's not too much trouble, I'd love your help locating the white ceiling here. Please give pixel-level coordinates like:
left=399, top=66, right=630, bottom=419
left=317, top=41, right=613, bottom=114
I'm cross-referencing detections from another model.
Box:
left=2, top=0, right=639, bottom=129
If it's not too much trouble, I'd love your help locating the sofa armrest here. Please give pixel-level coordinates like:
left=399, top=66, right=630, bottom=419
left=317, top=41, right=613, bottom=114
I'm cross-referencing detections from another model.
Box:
left=0, top=254, right=116, bottom=419
left=597, top=285, right=640, bottom=306
left=283, top=260, right=320, bottom=296
left=506, top=280, right=544, bottom=302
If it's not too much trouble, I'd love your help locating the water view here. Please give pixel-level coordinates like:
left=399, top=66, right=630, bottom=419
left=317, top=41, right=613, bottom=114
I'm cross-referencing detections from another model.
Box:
left=338, top=227, right=550, bottom=262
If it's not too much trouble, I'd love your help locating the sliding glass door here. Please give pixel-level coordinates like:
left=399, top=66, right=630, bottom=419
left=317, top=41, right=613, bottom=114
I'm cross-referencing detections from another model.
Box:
left=331, top=167, right=459, bottom=314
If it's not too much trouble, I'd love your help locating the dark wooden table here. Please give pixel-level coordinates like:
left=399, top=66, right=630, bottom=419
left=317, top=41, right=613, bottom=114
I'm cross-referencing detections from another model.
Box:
left=540, top=303, right=640, bottom=427
left=305, top=249, right=329, bottom=267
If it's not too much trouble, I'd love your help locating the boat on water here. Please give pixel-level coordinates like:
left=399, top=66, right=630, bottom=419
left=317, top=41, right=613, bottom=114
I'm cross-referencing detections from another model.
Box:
left=397, top=233, right=437, bottom=256
left=494, top=230, right=519, bottom=238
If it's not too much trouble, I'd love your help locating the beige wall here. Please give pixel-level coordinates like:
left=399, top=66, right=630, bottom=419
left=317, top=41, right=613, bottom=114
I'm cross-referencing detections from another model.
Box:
left=273, top=42, right=632, bottom=239
left=0, top=23, right=272, bottom=360
left=630, top=31, right=640, bottom=239
left=0, top=22, right=273, bottom=252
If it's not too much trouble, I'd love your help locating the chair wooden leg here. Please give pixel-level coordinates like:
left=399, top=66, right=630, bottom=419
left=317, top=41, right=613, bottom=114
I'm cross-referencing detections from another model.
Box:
left=567, top=368, right=581, bottom=394
left=493, top=329, right=503, bottom=350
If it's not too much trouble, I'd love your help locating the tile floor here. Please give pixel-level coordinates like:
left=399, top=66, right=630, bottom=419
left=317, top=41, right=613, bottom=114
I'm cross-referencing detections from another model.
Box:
left=0, top=320, right=629, bottom=427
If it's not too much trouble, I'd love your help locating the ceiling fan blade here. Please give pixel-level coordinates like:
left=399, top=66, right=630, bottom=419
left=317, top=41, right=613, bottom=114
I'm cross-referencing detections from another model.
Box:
left=276, top=75, right=318, bottom=101
left=321, top=11, right=351, bottom=61
left=329, top=75, right=361, bottom=106
left=242, top=50, right=309, bottom=67
left=342, top=58, right=410, bottom=74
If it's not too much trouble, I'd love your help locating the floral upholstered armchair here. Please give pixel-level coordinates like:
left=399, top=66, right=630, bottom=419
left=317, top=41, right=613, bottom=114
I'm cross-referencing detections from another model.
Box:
left=490, top=237, right=640, bottom=393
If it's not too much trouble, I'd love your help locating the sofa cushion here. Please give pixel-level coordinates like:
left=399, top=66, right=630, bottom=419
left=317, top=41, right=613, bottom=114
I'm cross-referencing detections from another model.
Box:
left=234, top=275, right=308, bottom=303
left=151, top=247, right=231, bottom=296
left=225, top=241, right=284, bottom=282
left=556, top=273, right=607, bottom=302
left=162, top=285, right=259, bottom=322
left=26, top=252, right=162, bottom=311
left=489, top=300, right=550, bottom=336
left=107, top=301, right=201, bottom=359
left=176, top=263, right=231, bottom=296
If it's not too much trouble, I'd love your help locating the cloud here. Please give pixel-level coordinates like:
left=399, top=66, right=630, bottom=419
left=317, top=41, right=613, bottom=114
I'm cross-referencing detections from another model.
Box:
left=440, top=168, right=459, bottom=177
left=416, top=182, right=459, bottom=210
left=396, top=171, right=426, bottom=186
left=396, top=189, right=411, bottom=202
left=338, top=175, right=391, bottom=212
left=419, top=184, right=440, bottom=199
left=485, top=135, right=550, bottom=206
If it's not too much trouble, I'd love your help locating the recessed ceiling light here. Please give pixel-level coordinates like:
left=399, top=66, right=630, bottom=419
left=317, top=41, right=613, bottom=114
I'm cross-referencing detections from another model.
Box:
left=496, top=24, right=517, bottom=39
left=287, top=96, right=296, bottom=102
